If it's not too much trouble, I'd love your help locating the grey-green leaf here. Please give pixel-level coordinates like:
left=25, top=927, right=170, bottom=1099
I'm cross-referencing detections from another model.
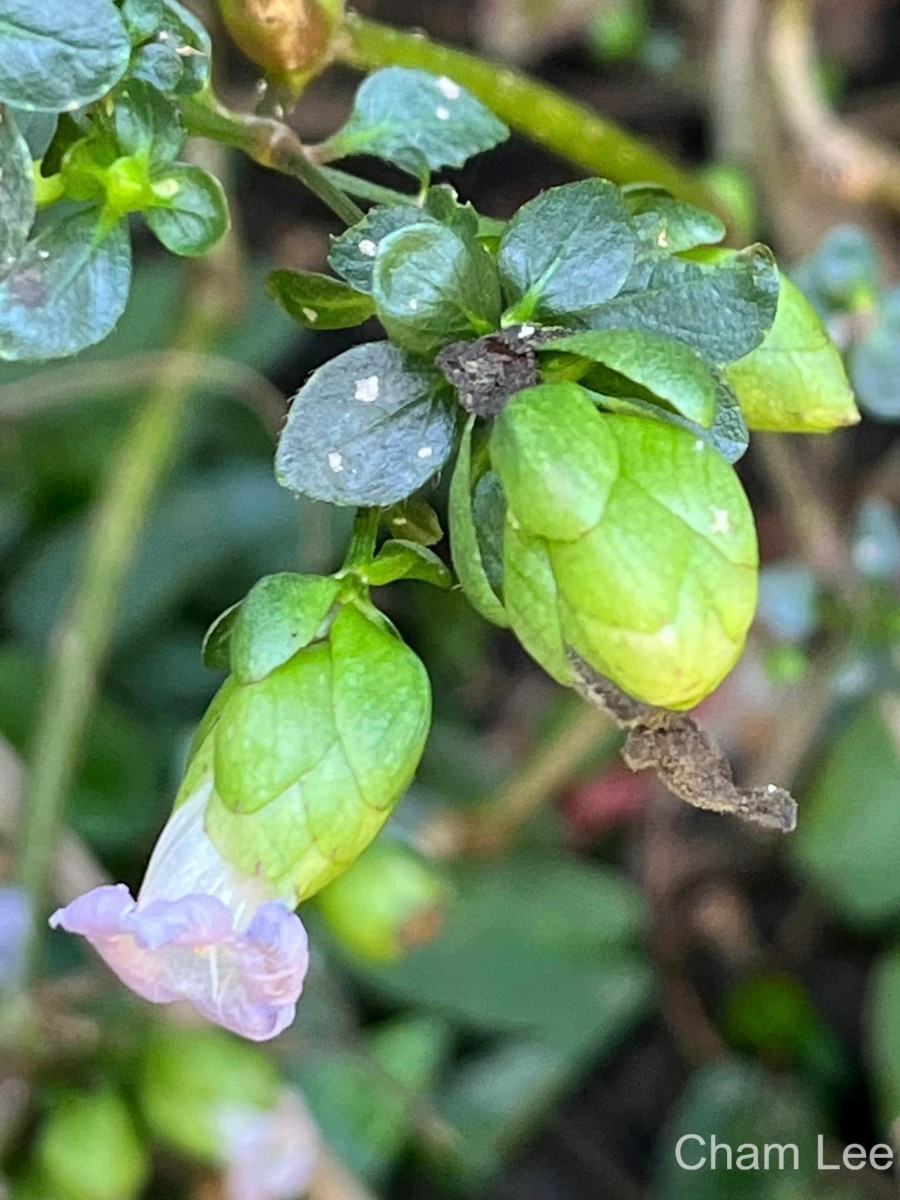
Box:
left=321, top=67, right=508, bottom=180
left=372, top=223, right=502, bottom=357
left=546, top=328, right=718, bottom=427
left=329, top=204, right=436, bottom=296
left=0, top=209, right=132, bottom=361
left=0, top=105, right=34, bottom=269
left=276, top=341, right=457, bottom=506
left=497, top=179, right=637, bottom=323
left=145, top=164, right=229, bottom=256
left=585, top=243, right=780, bottom=364
left=266, top=269, right=375, bottom=330
left=0, top=0, right=130, bottom=112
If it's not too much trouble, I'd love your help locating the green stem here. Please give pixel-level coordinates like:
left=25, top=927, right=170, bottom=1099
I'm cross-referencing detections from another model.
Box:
left=336, top=13, right=722, bottom=215
left=16, top=248, right=240, bottom=968
left=180, top=91, right=363, bottom=226
left=319, top=166, right=416, bottom=209
left=342, top=507, right=381, bottom=570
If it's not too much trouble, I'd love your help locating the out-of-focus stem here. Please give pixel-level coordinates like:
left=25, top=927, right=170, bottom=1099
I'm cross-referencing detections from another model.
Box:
left=335, top=13, right=723, bottom=215
left=16, top=240, right=242, bottom=974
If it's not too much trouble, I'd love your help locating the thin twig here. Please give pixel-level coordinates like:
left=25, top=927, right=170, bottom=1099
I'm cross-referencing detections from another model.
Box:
left=0, top=350, right=285, bottom=433
left=768, top=0, right=900, bottom=214
left=420, top=703, right=618, bottom=857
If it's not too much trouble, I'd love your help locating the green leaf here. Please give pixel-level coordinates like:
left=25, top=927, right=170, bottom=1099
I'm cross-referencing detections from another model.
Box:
left=145, top=163, right=229, bottom=255
left=276, top=341, right=457, bottom=507
left=266, top=268, right=375, bottom=330
left=37, top=1089, right=149, bottom=1200
left=866, top=951, right=900, bottom=1129
left=129, top=40, right=183, bottom=93
left=546, top=328, right=718, bottom=427
left=793, top=699, right=900, bottom=927
left=422, top=182, right=480, bottom=236
left=492, top=383, right=759, bottom=707
left=381, top=496, right=443, bottom=546
left=201, top=602, right=239, bottom=671
left=622, top=185, right=726, bottom=252
left=114, top=78, right=184, bottom=168
left=229, top=573, right=341, bottom=683
left=449, top=416, right=510, bottom=627
left=373, top=223, right=502, bottom=356
left=586, top=244, right=780, bottom=364
left=655, top=1060, right=823, bottom=1199
left=0, top=209, right=132, bottom=361
left=347, top=855, right=652, bottom=1052
left=713, top=263, right=860, bottom=432
left=793, top=224, right=880, bottom=315
left=299, top=1016, right=451, bottom=1185
left=322, top=66, right=508, bottom=180
left=205, top=605, right=431, bottom=900
left=586, top=370, right=749, bottom=463
left=849, top=288, right=900, bottom=423
left=0, top=106, right=34, bottom=269
left=361, top=539, right=451, bottom=588
left=0, top=0, right=130, bottom=112
left=158, top=0, right=211, bottom=95
left=329, top=203, right=435, bottom=295
left=121, top=0, right=165, bottom=44
left=497, top=179, right=637, bottom=323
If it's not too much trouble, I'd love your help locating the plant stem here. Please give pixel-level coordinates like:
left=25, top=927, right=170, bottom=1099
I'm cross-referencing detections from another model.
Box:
left=341, top=507, right=381, bottom=570
left=422, top=702, right=618, bottom=857
left=180, top=92, right=364, bottom=226
left=16, top=242, right=241, bottom=969
left=335, top=13, right=722, bottom=215
left=319, top=165, right=415, bottom=209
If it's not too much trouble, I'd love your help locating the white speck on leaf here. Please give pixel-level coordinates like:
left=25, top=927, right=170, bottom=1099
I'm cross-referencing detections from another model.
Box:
left=392, top=516, right=408, bottom=526
left=436, top=76, right=462, bottom=100
left=358, top=239, right=378, bottom=257
left=408, top=299, right=419, bottom=311
left=711, top=507, right=730, bottom=534
left=435, top=107, right=451, bottom=121
left=519, top=323, right=535, bottom=338
left=302, top=307, right=318, bottom=323
left=327, top=452, right=343, bottom=472
left=657, top=230, right=669, bottom=247
left=37, top=250, right=50, bottom=260
left=693, top=439, right=706, bottom=453
left=417, top=446, right=433, bottom=459
left=354, top=376, right=379, bottom=403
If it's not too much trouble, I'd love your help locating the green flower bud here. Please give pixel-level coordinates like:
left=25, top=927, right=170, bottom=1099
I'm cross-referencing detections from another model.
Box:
left=491, top=383, right=758, bottom=709
left=185, top=594, right=431, bottom=901
left=35, top=1089, right=149, bottom=1200
left=318, top=841, right=447, bottom=962
left=138, top=1025, right=281, bottom=1161
left=218, top=0, right=344, bottom=92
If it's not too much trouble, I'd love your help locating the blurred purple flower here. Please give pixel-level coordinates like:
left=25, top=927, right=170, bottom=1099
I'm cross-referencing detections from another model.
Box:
left=0, top=886, right=31, bottom=990
left=216, top=1088, right=319, bottom=1200
left=49, top=787, right=309, bottom=1041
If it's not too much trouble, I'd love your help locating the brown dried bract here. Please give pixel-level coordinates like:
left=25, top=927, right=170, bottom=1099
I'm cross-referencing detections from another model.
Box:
left=436, top=325, right=560, bottom=419
left=566, top=650, right=797, bottom=833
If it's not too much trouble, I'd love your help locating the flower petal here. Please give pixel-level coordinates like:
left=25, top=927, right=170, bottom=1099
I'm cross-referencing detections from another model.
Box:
left=216, top=1088, right=319, bottom=1200
left=50, top=888, right=309, bottom=1041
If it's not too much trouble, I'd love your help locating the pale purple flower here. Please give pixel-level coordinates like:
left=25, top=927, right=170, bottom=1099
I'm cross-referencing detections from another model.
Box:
left=216, top=1088, right=319, bottom=1200
left=49, top=786, right=309, bottom=1041
left=0, top=886, right=30, bottom=990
